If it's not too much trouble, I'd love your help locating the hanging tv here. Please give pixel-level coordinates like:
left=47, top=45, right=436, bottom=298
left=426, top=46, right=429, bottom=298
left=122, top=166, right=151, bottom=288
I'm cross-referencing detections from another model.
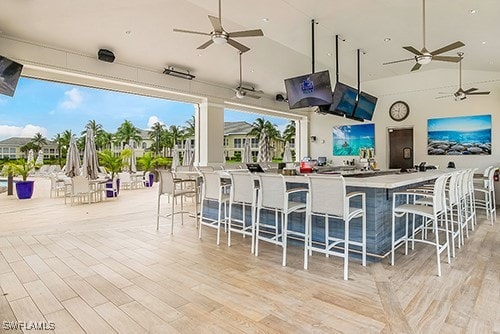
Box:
left=319, top=82, right=358, bottom=117
left=284, top=70, right=333, bottom=109
left=353, top=91, right=378, bottom=121
left=0, top=55, right=23, bottom=97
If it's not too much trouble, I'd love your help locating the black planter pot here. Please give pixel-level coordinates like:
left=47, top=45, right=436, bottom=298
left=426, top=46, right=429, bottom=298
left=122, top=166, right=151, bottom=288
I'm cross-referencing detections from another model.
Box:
left=15, top=180, right=35, bottom=199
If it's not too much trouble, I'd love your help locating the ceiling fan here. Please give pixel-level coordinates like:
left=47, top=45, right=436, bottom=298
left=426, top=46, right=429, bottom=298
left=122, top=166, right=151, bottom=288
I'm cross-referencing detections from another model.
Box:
left=173, top=0, right=264, bottom=53
left=233, top=51, right=263, bottom=99
left=383, top=0, right=465, bottom=71
left=437, top=52, right=491, bottom=101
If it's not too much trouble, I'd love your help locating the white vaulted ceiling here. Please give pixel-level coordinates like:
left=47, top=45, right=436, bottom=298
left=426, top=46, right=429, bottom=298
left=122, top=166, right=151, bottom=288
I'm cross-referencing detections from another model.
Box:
left=0, top=0, right=499, bottom=98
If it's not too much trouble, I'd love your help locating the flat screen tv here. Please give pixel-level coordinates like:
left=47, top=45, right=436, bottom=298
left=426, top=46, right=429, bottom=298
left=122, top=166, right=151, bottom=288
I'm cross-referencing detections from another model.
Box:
left=0, top=56, right=23, bottom=97
left=319, top=82, right=358, bottom=117
left=284, top=70, right=333, bottom=109
left=353, top=91, right=377, bottom=121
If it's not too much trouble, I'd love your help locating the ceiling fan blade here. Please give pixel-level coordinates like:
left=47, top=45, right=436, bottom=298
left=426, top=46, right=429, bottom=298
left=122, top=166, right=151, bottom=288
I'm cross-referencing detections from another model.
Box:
left=466, top=91, right=490, bottom=95
left=173, top=29, right=210, bottom=36
left=403, top=46, right=423, bottom=55
left=228, top=29, right=264, bottom=38
left=435, top=95, right=453, bottom=99
left=432, top=55, right=462, bottom=63
left=197, top=40, right=214, bottom=50
left=208, top=15, right=223, bottom=32
left=227, top=38, right=250, bottom=53
left=430, top=41, right=465, bottom=56
left=383, top=58, right=414, bottom=65
left=410, top=63, right=422, bottom=71
left=438, top=92, right=454, bottom=94
left=463, top=88, right=478, bottom=93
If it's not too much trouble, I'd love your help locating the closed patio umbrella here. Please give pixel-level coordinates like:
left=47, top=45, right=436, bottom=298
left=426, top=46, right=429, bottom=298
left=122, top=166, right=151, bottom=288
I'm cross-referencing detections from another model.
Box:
left=171, top=144, right=180, bottom=170
left=27, top=149, right=34, bottom=164
left=182, top=140, right=194, bottom=166
left=283, top=141, right=293, bottom=162
left=35, top=149, right=44, bottom=166
left=257, top=131, right=270, bottom=163
left=82, top=128, right=100, bottom=179
left=65, top=136, right=80, bottom=177
left=128, top=140, right=137, bottom=173
left=242, top=139, right=252, bottom=163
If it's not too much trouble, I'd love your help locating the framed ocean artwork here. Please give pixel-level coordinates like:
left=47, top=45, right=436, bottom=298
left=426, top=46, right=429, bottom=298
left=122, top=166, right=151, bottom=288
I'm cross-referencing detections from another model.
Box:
left=427, top=115, right=491, bottom=155
left=333, top=123, right=375, bottom=156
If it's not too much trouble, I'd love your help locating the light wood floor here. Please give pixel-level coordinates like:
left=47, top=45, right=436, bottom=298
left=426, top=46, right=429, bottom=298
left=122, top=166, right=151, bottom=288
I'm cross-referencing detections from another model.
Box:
left=0, top=178, right=498, bottom=333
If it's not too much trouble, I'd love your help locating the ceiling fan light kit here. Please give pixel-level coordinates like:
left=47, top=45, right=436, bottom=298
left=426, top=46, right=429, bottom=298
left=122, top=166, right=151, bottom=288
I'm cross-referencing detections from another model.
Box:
left=383, top=0, right=464, bottom=71
left=173, top=0, right=264, bottom=53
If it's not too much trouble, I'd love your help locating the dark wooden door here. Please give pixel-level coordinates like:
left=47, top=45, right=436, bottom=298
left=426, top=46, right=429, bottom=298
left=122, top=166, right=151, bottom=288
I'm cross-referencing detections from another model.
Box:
left=389, top=128, right=414, bottom=169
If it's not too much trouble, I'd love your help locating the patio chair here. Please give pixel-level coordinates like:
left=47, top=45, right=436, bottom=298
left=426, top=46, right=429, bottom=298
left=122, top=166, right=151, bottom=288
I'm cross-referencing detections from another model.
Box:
left=199, top=171, right=230, bottom=245
left=69, top=175, right=94, bottom=205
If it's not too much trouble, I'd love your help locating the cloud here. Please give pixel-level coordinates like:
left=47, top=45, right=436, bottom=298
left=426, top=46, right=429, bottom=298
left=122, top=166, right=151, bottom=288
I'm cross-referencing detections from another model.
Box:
left=147, top=116, right=165, bottom=129
left=60, top=88, right=83, bottom=109
left=0, top=124, right=48, bottom=140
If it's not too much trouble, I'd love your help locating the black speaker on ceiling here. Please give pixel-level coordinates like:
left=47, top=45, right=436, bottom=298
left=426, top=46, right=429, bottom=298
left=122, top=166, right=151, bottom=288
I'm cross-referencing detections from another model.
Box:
left=98, top=49, right=115, bottom=63
left=276, top=94, right=285, bottom=102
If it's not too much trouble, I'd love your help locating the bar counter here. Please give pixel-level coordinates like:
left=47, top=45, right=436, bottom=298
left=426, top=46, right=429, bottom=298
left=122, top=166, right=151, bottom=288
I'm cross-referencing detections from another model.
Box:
left=281, top=169, right=448, bottom=261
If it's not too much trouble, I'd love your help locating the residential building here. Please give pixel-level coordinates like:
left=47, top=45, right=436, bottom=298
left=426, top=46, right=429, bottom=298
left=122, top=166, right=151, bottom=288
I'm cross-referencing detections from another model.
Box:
left=0, top=137, right=59, bottom=160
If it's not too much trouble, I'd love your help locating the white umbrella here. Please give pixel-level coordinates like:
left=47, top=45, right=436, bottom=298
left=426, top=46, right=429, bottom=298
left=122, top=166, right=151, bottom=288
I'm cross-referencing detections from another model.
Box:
left=257, top=131, right=270, bottom=163
left=242, top=139, right=252, bottom=163
left=128, top=140, right=137, bottom=173
left=171, top=144, right=180, bottom=170
left=27, top=149, right=34, bottom=164
left=182, top=140, right=194, bottom=166
left=82, top=128, right=100, bottom=179
left=283, top=141, right=293, bottom=162
left=35, top=149, right=44, bottom=166
left=65, top=136, right=80, bottom=177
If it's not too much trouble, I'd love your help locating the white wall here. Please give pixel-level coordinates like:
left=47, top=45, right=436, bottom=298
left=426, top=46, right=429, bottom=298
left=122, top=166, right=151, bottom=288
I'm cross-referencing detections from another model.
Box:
left=309, top=68, right=500, bottom=172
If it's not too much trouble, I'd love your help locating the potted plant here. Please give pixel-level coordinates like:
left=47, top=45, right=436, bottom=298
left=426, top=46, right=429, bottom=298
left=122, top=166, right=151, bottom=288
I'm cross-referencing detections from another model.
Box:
left=4, top=159, right=37, bottom=199
left=138, top=152, right=158, bottom=187
left=98, top=149, right=130, bottom=197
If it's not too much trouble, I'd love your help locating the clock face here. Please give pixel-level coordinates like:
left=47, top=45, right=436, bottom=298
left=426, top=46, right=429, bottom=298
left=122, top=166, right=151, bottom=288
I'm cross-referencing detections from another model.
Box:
left=389, top=101, right=409, bottom=121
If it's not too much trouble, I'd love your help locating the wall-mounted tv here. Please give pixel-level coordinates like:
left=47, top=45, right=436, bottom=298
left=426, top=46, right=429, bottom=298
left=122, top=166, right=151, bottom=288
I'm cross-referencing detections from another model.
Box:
left=0, top=56, right=23, bottom=97
left=284, top=70, right=333, bottom=109
left=353, top=91, right=377, bottom=121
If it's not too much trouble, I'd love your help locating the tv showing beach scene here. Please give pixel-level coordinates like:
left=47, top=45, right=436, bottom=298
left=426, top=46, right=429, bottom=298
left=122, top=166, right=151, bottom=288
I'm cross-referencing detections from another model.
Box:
left=427, top=114, right=491, bottom=155
left=333, top=123, right=375, bottom=156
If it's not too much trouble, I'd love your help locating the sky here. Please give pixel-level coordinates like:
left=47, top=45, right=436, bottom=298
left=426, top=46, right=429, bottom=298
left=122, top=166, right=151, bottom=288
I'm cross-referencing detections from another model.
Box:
left=427, top=114, right=491, bottom=132
left=0, top=77, right=290, bottom=141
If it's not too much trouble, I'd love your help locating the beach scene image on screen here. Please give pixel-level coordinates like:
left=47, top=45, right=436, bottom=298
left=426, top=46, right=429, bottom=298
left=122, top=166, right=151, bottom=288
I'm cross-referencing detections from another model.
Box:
left=427, top=114, right=491, bottom=155
left=333, top=123, right=375, bottom=156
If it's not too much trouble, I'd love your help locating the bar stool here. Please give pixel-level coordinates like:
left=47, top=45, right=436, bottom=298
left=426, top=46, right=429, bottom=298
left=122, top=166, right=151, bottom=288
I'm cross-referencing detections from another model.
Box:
left=227, top=172, right=257, bottom=253
left=305, top=175, right=366, bottom=280
left=254, top=174, right=308, bottom=267
left=199, top=171, right=230, bottom=245
left=391, top=173, right=451, bottom=277
left=462, top=168, right=478, bottom=235
left=474, top=166, right=497, bottom=225
left=156, top=170, right=198, bottom=234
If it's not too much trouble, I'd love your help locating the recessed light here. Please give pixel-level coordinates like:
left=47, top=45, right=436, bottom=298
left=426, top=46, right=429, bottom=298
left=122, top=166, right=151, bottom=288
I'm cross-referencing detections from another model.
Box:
left=469, top=9, right=477, bottom=14
left=250, top=69, right=255, bottom=73
left=198, top=53, right=202, bottom=57
left=125, top=30, right=132, bottom=35
left=327, top=53, right=332, bottom=56
left=482, top=41, right=487, bottom=45
left=262, top=18, right=269, bottom=22
left=384, top=37, right=391, bottom=42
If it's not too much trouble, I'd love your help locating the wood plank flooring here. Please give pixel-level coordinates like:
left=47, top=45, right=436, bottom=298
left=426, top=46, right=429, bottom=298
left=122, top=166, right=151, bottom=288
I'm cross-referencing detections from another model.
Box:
left=0, top=178, right=498, bottom=333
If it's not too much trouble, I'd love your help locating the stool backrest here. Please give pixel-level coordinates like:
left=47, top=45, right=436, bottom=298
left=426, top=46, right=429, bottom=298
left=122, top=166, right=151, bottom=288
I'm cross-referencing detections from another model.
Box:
left=230, top=172, right=254, bottom=204
left=201, top=171, right=222, bottom=201
left=257, top=174, right=285, bottom=210
left=308, top=175, right=346, bottom=217
left=72, top=175, right=89, bottom=193
left=432, top=173, right=450, bottom=213
left=158, top=170, right=175, bottom=195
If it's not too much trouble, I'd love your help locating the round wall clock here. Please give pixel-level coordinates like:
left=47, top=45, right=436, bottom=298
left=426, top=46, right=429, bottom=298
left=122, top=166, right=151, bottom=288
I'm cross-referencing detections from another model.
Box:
left=389, top=101, right=410, bottom=121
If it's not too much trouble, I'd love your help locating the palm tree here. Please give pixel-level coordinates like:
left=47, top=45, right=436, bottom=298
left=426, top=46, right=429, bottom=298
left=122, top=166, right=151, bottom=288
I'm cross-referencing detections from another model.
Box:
left=149, top=122, right=165, bottom=157
left=248, top=118, right=281, bottom=141
left=163, top=125, right=184, bottom=156
left=61, top=130, right=73, bottom=158
left=114, top=120, right=142, bottom=148
left=282, top=120, right=296, bottom=143
left=52, top=133, right=64, bottom=167
left=183, top=115, right=195, bottom=138
left=30, top=132, right=47, bottom=152
left=81, top=120, right=103, bottom=136
left=97, top=131, right=113, bottom=151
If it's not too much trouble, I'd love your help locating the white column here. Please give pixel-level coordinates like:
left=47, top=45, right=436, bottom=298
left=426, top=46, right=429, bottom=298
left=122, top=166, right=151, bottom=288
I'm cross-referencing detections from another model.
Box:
left=197, top=98, right=225, bottom=166
left=296, top=117, right=309, bottom=161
